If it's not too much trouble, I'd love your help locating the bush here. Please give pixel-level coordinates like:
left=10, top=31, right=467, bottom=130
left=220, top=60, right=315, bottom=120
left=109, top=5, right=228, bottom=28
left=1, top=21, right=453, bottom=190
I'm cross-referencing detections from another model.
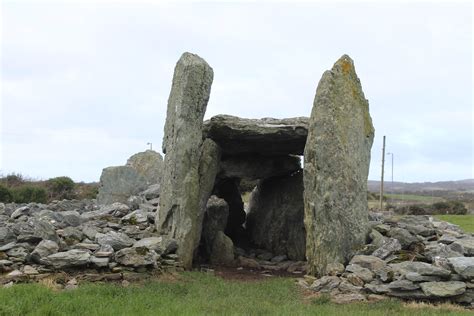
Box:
left=46, top=176, right=76, bottom=200
left=11, top=186, right=48, bottom=204
left=0, top=184, right=13, bottom=202
left=394, top=200, right=468, bottom=215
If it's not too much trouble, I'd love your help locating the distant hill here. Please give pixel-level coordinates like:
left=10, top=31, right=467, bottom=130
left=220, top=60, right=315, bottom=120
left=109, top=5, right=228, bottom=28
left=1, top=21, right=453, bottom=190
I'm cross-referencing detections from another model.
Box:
left=368, top=179, right=474, bottom=193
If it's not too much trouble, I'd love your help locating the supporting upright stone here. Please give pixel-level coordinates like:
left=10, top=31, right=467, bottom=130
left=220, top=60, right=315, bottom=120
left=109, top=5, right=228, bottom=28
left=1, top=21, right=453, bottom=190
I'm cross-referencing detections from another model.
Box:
left=157, top=52, right=216, bottom=269
left=303, top=55, right=375, bottom=276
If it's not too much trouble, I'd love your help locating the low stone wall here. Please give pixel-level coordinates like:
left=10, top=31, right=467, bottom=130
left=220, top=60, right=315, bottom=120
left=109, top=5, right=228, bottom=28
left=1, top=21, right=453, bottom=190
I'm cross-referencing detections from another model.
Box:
left=298, top=213, right=474, bottom=308
left=0, top=189, right=182, bottom=284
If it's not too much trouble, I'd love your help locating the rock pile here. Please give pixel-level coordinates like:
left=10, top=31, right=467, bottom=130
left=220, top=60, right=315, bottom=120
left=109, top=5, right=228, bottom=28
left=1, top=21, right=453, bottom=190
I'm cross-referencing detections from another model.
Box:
left=299, top=214, right=474, bottom=307
left=0, top=184, right=182, bottom=285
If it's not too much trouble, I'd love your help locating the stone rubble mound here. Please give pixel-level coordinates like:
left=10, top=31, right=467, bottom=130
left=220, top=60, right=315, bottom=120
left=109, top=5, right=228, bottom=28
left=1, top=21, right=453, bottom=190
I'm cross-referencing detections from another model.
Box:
left=298, top=213, right=474, bottom=308
left=0, top=184, right=182, bottom=285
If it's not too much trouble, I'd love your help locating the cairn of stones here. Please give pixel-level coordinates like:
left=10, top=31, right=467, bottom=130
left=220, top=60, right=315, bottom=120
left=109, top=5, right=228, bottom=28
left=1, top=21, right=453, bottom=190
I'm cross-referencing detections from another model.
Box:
left=1, top=52, right=473, bottom=307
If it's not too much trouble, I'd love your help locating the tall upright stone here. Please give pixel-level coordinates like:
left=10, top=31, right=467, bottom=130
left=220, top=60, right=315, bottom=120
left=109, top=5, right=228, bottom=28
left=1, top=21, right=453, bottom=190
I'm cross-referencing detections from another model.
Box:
left=157, top=52, right=217, bottom=269
left=303, top=55, right=375, bottom=276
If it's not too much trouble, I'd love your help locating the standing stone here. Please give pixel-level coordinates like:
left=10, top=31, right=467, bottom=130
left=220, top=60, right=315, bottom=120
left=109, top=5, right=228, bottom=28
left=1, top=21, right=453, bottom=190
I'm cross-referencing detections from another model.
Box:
left=246, top=171, right=306, bottom=260
left=157, top=52, right=215, bottom=269
left=304, top=55, right=375, bottom=276
left=126, top=150, right=164, bottom=184
left=201, top=196, right=229, bottom=256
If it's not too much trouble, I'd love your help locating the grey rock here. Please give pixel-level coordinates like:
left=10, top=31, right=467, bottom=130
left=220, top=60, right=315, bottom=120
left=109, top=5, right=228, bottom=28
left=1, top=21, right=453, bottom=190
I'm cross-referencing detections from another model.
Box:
left=114, top=247, right=158, bottom=267
left=7, top=247, right=28, bottom=261
left=60, top=211, right=83, bottom=227
left=405, top=272, right=442, bottom=282
left=96, top=231, right=135, bottom=250
left=303, top=55, right=374, bottom=276
left=157, top=52, right=215, bottom=269
left=453, top=238, right=474, bottom=256
left=43, top=249, right=90, bottom=269
left=247, top=171, right=305, bottom=261
left=387, top=228, right=418, bottom=249
left=73, top=243, right=100, bottom=251
left=140, top=184, right=161, bottom=200
left=0, top=227, right=15, bottom=246
left=0, top=242, right=16, bottom=252
left=126, top=150, right=163, bottom=185
left=122, top=210, right=150, bottom=224
left=90, top=256, right=109, bottom=268
left=218, top=154, right=301, bottom=180
left=369, top=229, right=386, bottom=248
left=387, top=280, right=420, bottom=291
left=448, top=257, right=474, bottom=280
left=11, top=206, right=30, bottom=219
left=203, top=115, right=309, bottom=156
left=390, top=261, right=451, bottom=277
left=424, top=243, right=463, bottom=261
left=30, top=240, right=59, bottom=263
left=345, top=264, right=374, bottom=283
left=212, top=178, right=245, bottom=242
left=96, top=166, right=148, bottom=205
left=331, top=293, right=366, bottom=304
left=372, top=238, right=401, bottom=259
left=82, top=225, right=99, bottom=240
left=201, top=196, right=229, bottom=256
left=310, top=276, right=341, bottom=292
left=210, top=231, right=234, bottom=265
left=133, top=237, right=164, bottom=254
left=420, top=281, right=466, bottom=298
left=61, top=227, right=84, bottom=245
left=349, top=255, right=386, bottom=271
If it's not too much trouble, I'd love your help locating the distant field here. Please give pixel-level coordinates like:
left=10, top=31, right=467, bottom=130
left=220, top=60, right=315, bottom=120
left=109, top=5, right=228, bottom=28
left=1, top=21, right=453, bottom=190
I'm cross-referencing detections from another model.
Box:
left=385, top=193, right=444, bottom=203
left=435, top=215, right=474, bottom=233
left=0, top=273, right=470, bottom=316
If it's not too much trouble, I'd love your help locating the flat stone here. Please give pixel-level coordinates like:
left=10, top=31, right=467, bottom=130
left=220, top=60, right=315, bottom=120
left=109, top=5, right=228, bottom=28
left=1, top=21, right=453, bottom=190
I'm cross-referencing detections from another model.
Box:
left=420, top=281, right=466, bottom=298
left=390, top=261, right=451, bottom=277
left=387, top=280, right=420, bottom=291
left=345, top=264, right=374, bottom=283
left=218, top=154, right=301, bottom=181
left=331, top=293, right=366, bottom=304
left=372, top=238, right=401, bottom=259
left=43, top=250, right=90, bottom=269
left=203, top=115, right=308, bottom=156
left=448, top=257, right=474, bottom=280
left=114, top=247, right=158, bottom=268
left=349, top=255, right=386, bottom=271
left=30, top=240, right=59, bottom=263
left=96, top=231, right=135, bottom=250
left=453, top=238, right=474, bottom=256
left=133, top=237, right=164, bottom=254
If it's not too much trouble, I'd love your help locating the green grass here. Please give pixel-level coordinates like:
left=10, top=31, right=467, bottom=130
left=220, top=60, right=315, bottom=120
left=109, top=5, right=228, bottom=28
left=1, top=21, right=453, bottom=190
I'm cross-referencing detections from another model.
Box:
left=435, top=214, right=474, bottom=233
left=0, top=272, right=470, bottom=316
left=385, top=193, right=444, bottom=203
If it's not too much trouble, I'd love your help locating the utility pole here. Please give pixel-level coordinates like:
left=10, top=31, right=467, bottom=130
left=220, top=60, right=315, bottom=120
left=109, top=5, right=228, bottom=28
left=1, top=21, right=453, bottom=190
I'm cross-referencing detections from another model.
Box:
left=379, top=136, right=386, bottom=211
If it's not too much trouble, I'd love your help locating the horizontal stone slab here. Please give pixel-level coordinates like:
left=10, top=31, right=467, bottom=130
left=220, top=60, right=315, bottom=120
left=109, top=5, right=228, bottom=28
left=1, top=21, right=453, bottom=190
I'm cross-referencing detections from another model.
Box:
left=203, top=115, right=308, bottom=155
left=218, top=154, right=301, bottom=180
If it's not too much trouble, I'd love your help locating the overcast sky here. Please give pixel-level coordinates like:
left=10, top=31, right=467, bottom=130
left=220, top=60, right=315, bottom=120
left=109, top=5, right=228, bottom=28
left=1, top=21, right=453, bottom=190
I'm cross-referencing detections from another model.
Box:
left=1, top=1, right=472, bottom=183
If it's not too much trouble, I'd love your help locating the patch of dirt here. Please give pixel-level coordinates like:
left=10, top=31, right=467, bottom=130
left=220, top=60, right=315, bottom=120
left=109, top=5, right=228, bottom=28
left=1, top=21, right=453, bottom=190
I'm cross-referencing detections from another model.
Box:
left=208, top=265, right=303, bottom=282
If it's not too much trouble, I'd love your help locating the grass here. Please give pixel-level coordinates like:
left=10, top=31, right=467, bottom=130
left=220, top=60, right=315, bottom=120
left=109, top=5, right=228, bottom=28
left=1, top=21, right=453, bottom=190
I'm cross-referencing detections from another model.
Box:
left=435, top=214, right=474, bottom=233
left=385, top=193, right=444, bottom=203
left=0, top=273, right=471, bottom=316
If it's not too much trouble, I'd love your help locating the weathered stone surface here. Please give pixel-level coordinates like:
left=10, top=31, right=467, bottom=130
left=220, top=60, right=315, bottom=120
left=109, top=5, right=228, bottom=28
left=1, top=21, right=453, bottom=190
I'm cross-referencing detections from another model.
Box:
left=303, top=55, right=374, bottom=276
left=126, top=150, right=163, bottom=184
left=43, top=250, right=90, bottom=269
left=448, top=257, right=474, bottom=280
left=203, top=115, right=308, bottom=156
left=201, top=196, right=229, bottom=256
left=97, top=166, right=148, bottom=205
left=246, top=171, right=306, bottom=261
left=96, top=231, right=135, bottom=251
left=133, top=237, right=164, bottom=254
left=218, top=154, right=301, bottom=180
left=390, top=261, right=451, bottom=277
left=114, top=247, right=158, bottom=267
left=157, top=52, right=215, bottom=269
left=212, top=178, right=245, bottom=241
left=345, top=264, right=374, bottom=283
left=349, top=255, right=386, bottom=271
left=453, top=237, right=474, bottom=256
left=210, top=231, right=234, bottom=265
left=372, top=238, right=401, bottom=259
left=387, top=228, right=418, bottom=249
left=0, top=227, right=15, bottom=246
left=420, top=281, right=466, bottom=298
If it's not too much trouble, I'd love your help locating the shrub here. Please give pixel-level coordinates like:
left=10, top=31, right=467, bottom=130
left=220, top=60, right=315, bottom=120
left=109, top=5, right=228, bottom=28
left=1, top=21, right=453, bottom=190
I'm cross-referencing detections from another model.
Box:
left=11, top=186, right=48, bottom=204
left=0, top=184, right=13, bottom=202
left=46, top=176, right=76, bottom=200
left=431, top=201, right=467, bottom=215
